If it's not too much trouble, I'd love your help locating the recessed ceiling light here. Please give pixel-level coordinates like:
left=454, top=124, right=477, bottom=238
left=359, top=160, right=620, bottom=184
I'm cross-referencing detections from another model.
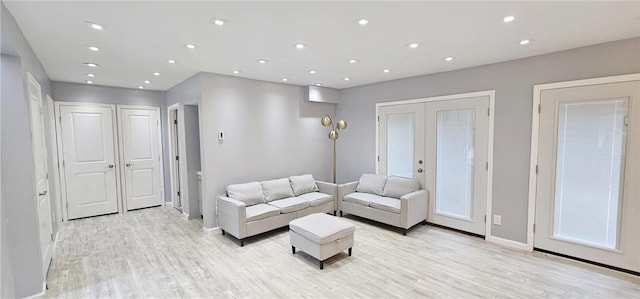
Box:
left=87, top=73, right=95, bottom=77
left=167, top=59, right=176, bottom=64
left=232, top=70, right=241, bottom=74
left=85, top=80, right=93, bottom=84
left=210, top=18, right=226, bottom=26
left=144, top=80, right=150, bottom=84
left=137, top=85, right=144, bottom=89
left=344, top=77, right=351, bottom=81
left=520, top=39, right=530, bottom=45
left=153, top=72, right=160, bottom=76
left=357, top=18, right=368, bottom=25
left=445, top=56, right=454, bottom=61
left=348, top=59, right=358, bottom=64
left=85, top=21, right=105, bottom=30
left=185, top=43, right=197, bottom=49
left=88, top=46, right=100, bottom=52
left=308, top=70, right=317, bottom=74
left=294, top=43, right=305, bottom=49
left=383, top=69, right=391, bottom=73
left=84, top=62, right=99, bottom=67
left=282, top=78, right=288, bottom=82
left=503, top=16, right=515, bottom=23
left=315, top=83, right=323, bottom=86
left=408, top=42, right=419, bottom=49
left=257, top=59, right=268, bottom=64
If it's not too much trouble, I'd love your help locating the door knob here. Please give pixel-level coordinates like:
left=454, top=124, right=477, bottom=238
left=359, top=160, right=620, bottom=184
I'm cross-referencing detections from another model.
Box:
left=126, top=163, right=134, bottom=167
left=417, top=168, right=423, bottom=173
left=418, top=160, right=423, bottom=165
left=107, top=164, right=114, bottom=168
left=38, top=190, right=47, bottom=196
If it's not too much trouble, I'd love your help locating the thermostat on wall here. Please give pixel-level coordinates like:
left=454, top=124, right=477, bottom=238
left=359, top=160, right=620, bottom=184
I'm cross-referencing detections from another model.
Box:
left=218, top=131, right=224, bottom=140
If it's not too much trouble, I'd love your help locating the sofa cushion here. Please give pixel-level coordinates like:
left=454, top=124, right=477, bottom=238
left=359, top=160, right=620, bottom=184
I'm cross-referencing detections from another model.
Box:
left=289, top=213, right=355, bottom=245
left=355, top=174, right=387, bottom=196
left=261, top=178, right=295, bottom=202
left=268, top=197, right=310, bottom=214
left=298, top=192, right=333, bottom=207
left=226, top=182, right=265, bottom=206
left=343, top=192, right=380, bottom=207
left=369, top=196, right=401, bottom=214
left=246, top=204, right=281, bottom=222
left=382, top=176, right=421, bottom=199
left=289, top=174, right=319, bottom=196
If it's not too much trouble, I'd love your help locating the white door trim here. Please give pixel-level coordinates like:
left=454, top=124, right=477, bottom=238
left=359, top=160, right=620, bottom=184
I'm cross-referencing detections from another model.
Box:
left=46, top=95, right=63, bottom=223
left=527, top=73, right=640, bottom=251
left=116, top=104, right=165, bottom=210
left=54, top=101, right=120, bottom=221
left=375, top=90, right=495, bottom=240
left=167, top=103, right=181, bottom=209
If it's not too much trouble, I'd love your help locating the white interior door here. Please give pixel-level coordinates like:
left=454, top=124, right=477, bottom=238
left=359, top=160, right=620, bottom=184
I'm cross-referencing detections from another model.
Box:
left=425, top=97, right=490, bottom=235
left=59, top=104, right=119, bottom=219
left=378, top=103, right=425, bottom=180
left=26, top=73, right=53, bottom=276
left=119, top=107, right=163, bottom=210
left=534, top=80, right=640, bottom=273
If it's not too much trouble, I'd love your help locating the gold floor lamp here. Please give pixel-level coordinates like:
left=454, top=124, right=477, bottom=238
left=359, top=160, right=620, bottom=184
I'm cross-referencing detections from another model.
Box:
left=321, top=115, right=347, bottom=184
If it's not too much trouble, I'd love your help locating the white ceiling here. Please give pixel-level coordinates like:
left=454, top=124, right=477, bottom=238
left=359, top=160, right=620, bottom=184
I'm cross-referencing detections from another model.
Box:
left=5, top=1, right=640, bottom=91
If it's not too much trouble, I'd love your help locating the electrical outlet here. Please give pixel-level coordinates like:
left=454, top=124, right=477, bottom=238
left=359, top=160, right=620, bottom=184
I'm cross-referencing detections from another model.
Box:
left=493, top=215, right=502, bottom=225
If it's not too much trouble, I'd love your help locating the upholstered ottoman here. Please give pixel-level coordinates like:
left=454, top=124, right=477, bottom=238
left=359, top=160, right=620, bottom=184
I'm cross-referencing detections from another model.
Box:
left=289, top=213, right=355, bottom=269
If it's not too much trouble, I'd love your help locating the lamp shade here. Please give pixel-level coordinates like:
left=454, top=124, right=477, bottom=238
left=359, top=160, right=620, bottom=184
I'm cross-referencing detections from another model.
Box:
left=328, top=130, right=339, bottom=140
left=336, top=120, right=347, bottom=130
left=321, top=115, right=332, bottom=126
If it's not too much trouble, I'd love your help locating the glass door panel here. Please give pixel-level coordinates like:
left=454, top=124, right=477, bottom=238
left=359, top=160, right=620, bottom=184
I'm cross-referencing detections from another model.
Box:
left=387, top=113, right=414, bottom=178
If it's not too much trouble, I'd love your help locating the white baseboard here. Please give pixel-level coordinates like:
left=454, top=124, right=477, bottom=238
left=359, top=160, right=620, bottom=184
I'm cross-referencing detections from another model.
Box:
left=53, top=231, right=60, bottom=250
left=23, top=281, right=47, bottom=299
left=182, top=212, right=190, bottom=221
left=486, top=235, right=531, bottom=252
left=203, top=226, right=222, bottom=234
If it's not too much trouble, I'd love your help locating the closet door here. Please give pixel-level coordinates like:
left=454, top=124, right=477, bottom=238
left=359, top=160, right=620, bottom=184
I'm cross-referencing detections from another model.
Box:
left=58, top=104, right=119, bottom=219
left=118, top=107, right=163, bottom=210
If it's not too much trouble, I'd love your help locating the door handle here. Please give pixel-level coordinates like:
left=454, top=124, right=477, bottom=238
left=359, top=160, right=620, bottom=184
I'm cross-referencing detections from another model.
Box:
left=417, top=168, right=423, bottom=173
left=38, top=190, right=47, bottom=196
left=418, top=160, right=423, bottom=165
left=126, top=163, right=135, bottom=167
left=106, top=164, right=114, bottom=169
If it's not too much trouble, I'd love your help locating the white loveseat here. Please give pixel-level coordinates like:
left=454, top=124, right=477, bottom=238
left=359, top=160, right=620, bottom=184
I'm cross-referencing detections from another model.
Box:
left=338, top=174, right=428, bottom=235
left=217, top=174, right=336, bottom=246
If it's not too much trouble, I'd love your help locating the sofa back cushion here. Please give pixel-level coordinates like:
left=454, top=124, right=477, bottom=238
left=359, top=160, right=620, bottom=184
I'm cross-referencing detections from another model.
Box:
left=356, top=174, right=387, bottom=196
left=382, top=176, right=421, bottom=199
left=289, top=174, right=319, bottom=196
left=261, top=178, right=295, bottom=202
left=226, top=182, right=265, bottom=206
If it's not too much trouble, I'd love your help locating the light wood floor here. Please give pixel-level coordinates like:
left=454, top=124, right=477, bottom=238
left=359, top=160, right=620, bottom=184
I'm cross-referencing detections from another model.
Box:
left=44, top=206, right=640, bottom=298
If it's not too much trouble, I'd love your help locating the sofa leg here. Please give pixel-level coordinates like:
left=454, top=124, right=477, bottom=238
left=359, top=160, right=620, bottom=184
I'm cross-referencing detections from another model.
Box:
left=240, top=239, right=244, bottom=247
left=333, top=210, right=337, bottom=216
left=292, top=246, right=296, bottom=254
left=339, top=211, right=343, bottom=217
left=422, top=220, right=428, bottom=225
left=222, top=229, right=226, bottom=235
left=319, top=260, right=324, bottom=270
left=348, top=247, right=352, bottom=256
left=403, top=229, right=407, bottom=236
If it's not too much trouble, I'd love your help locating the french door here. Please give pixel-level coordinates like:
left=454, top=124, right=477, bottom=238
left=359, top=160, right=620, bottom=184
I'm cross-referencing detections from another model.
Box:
left=534, top=78, right=640, bottom=272
left=378, top=93, right=491, bottom=235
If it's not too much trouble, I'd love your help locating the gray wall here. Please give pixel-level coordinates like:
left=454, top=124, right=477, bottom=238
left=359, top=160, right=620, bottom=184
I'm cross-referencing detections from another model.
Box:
left=1, top=2, right=55, bottom=297
left=336, top=37, right=640, bottom=244
left=195, top=72, right=336, bottom=228
left=51, top=82, right=170, bottom=203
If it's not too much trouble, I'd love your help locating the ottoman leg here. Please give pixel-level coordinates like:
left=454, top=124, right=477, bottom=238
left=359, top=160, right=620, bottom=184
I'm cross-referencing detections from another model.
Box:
left=240, top=239, right=244, bottom=247
left=222, top=229, right=226, bottom=235
left=292, top=246, right=296, bottom=254
left=348, top=247, right=352, bottom=256
left=319, top=260, right=324, bottom=270
left=333, top=210, right=336, bottom=216
left=339, top=211, right=343, bottom=217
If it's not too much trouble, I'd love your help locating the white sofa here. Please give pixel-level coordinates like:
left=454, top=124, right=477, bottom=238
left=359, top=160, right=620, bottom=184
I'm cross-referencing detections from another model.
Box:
left=338, top=174, right=428, bottom=235
left=217, top=174, right=336, bottom=246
